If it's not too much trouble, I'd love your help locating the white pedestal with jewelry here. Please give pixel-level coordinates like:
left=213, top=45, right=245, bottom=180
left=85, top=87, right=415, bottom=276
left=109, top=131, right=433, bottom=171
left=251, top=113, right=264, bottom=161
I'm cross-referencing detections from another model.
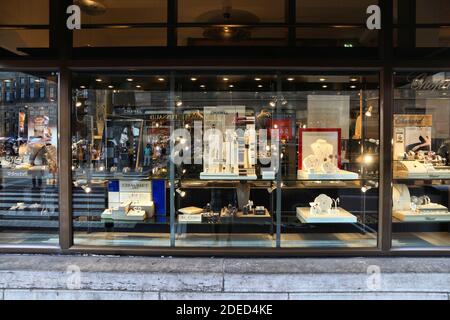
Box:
left=392, top=184, right=450, bottom=222
left=296, top=194, right=357, bottom=223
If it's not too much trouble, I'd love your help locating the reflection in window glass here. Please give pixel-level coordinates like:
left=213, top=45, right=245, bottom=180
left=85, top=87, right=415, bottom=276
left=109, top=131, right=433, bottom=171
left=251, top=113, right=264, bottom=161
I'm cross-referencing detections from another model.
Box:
left=173, top=74, right=278, bottom=247
left=74, top=28, right=167, bottom=48
left=393, top=71, right=450, bottom=247
left=177, top=28, right=287, bottom=46
left=0, top=71, right=59, bottom=245
left=78, top=0, right=166, bottom=24
left=72, top=73, right=171, bottom=247
left=279, top=73, right=380, bottom=248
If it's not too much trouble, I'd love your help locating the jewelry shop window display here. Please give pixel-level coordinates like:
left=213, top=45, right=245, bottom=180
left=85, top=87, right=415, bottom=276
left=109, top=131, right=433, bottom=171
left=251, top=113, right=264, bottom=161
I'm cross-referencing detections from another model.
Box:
left=172, top=74, right=278, bottom=247
left=279, top=73, right=380, bottom=248
left=392, top=71, right=450, bottom=247
left=0, top=71, right=59, bottom=245
left=72, top=73, right=171, bottom=247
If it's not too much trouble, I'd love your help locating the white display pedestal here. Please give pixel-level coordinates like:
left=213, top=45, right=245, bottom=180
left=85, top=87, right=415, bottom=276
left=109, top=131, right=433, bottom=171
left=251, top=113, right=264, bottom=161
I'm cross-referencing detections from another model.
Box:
left=101, top=209, right=147, bottom=221
left=393, top=210, right=450, bottom=222
left=297, top=170, right=359, bottom=180
left=200, top=172, right=257, bottom=180
left=296, top=207, right=357, bottom=223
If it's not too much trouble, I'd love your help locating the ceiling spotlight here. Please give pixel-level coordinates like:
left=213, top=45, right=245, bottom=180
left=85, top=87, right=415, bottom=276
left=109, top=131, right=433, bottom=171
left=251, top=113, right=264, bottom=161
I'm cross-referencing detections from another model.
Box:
left=258, top=84, right=263, bottom=88
left=255, top=77, right=262, bottom=81
left=81, top=185, right=92, bottom=194
left=229, top=84, right=234, bottom=88
left=322, top=85, right=328, bottom=88
left=80, top=86, right=86, bottom=89
left=108, top=85, right=114, bottom=89
left=287, top=78, right=295, bottom=82
left=95, top=78, right=102, bottom=82
left=190, top=77, right=198, bottom=81
left=350, top=85, right=356, bottom=89
left=126, top=78, right=134, bottom=82
left=350, top=78, right=358, bottom=82
left=200, top=84, right=206, bottom=88
left=34, top=79, right=41, bottom=83
left=319, top=78, right=326, bottom=82
left=158, top=77, right=165, bottom=82
left=136, top=85, right=142, bottom=89
left=223, top=77, right=229, bottom=82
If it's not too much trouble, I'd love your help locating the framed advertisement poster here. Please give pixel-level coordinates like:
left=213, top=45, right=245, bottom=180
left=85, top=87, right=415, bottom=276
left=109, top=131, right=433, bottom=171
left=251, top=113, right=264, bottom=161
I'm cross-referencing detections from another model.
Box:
left=298, top=128, right=342, bottom=170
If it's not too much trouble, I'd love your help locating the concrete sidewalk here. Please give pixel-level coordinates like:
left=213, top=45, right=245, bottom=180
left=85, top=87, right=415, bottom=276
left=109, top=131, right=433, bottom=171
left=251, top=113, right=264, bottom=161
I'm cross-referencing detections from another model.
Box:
left=0, top=254, right=449, bottom=300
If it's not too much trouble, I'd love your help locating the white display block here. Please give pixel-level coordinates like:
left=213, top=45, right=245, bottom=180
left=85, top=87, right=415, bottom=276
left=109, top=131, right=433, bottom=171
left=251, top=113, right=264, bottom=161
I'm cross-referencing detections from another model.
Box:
left=200, top=172, right=257, bottom=180
left=393, top=210, right=450, bottom=222
left=178, top=214, right=203, bottom=223
left=297, top=170, right=359, bottom=180
left=296, top=207, right=357, bottom=223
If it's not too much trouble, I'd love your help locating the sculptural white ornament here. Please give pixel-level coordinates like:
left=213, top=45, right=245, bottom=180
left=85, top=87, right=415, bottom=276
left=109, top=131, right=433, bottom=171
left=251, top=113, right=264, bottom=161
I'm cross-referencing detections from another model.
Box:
left=310, top=194, right=333, bottom=214
left=303, top=155, right=321, bottom=172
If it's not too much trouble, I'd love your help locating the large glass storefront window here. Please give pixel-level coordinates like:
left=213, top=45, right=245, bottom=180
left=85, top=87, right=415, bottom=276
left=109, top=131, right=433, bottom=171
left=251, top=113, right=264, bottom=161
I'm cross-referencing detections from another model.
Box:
left=71, top=71, right=380, bottom=249
left=173, top=73, right=278, bottom=247
left=279, top=73, right=380, bottom=248
left=72, top=73, right=170, bottom=246
left=0, top=71, right=59, bottom=245
left=392, top=71, right=450, bottom=247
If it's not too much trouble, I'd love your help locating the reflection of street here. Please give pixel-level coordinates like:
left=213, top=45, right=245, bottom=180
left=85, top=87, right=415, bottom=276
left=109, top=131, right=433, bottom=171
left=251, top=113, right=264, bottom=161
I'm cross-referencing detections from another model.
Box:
left=0, top=177, right=59, bottom=233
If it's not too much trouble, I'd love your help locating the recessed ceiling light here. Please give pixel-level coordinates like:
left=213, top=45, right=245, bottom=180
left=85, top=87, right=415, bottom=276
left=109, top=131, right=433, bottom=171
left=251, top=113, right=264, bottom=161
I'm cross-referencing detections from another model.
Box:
left=319, top=78, right=326, bottom=82
left=223, top=77, right=229, bottom=82
left=126, top=78, right=134, bottom=82
left=287, top=78, right=295, bottom=81
left=350, top=85, right=356, bottom=89
left=158, top=77, right=165, bottom=82
left=34, top=79, right=41, bottom=83
left=108, top=85, right=114, bottom=89
left=258, top=84, right=263, bottom=88
left=95, top=79, right=102, bottom=82
left=350, top=78, right=358, bottom=82
left=229, top=84, right=234, bottom=88
left=322, top=85, right=328, bottom=88
left=255, top=77, right=262, bottom=81
left=136, top=85, right=141, bottom=88
left=190, top=77, right=198, bottom=81
left=80, top=86, right=86, bottom=89
left=200, top=85, right=206, bottom=88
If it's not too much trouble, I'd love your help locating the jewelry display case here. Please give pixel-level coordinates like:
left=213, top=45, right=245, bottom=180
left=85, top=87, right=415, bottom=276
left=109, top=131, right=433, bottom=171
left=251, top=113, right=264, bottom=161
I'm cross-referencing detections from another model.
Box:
left=278, top=73, right=380, bottom=248
left=392, top=72, right=450, bottom=247
left=172, top=74, right=278, bottom=247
